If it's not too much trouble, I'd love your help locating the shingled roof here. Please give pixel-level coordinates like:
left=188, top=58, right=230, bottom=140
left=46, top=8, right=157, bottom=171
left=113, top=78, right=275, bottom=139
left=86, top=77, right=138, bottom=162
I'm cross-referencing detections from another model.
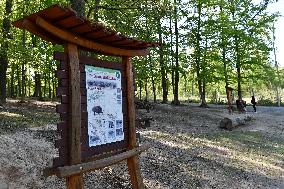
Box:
left=13, top=4, right=159, bottom=56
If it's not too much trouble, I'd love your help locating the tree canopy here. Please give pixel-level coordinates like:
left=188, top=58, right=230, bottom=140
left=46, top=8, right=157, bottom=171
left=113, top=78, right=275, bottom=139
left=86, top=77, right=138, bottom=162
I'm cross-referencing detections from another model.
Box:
left=0, top=0, right=282, bottom=106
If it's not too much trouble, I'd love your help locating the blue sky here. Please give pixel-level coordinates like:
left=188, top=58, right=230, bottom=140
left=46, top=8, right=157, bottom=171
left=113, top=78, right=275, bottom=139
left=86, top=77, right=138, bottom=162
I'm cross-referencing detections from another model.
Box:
left=267, top=1, right=284, bottom=68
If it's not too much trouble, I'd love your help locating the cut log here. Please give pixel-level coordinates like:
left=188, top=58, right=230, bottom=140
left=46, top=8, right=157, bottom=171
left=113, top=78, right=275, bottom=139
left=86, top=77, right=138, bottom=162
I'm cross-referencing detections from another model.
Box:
left=219, top=115, right=252, bottom=130
left=219, top=118, right=233, bottom=130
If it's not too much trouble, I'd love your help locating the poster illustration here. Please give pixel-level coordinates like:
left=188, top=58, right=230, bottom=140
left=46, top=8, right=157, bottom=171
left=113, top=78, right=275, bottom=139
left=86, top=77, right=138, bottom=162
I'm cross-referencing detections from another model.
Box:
left=85, top=65, right=124, bottom=147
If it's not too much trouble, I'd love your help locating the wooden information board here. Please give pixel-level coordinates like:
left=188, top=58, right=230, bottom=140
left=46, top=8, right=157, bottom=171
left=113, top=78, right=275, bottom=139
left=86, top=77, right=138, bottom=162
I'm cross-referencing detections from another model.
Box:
left=54, top=52, right=130, bottom=166
left=13, top=4, right=159, bottom=189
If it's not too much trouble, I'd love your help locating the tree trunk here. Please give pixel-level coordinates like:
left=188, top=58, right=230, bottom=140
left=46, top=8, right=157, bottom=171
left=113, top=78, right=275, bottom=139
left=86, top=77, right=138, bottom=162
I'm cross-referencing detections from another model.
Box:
left=172, top=0, right=180, bottom=105
left=21, top=62, right=26, bottom=102
left=223, top=45, right=232, bottom=110
left=21, top=30, right=26, bottom=103
left=235, top=35, right=246, bottom=112
left=220, top=3, right=231, bottom=111
left=70, top=0, right=85, bottom=17
left=200, top=35, right=209, bottom=108
left=235, top=35, right=242, bottom=101
left=195, top=2, right=206, bottom=108
left=48, top=72, right=52, bottom=99
left=191, top=79, right=194, bottom=97
left=44, top=73, right=47, bottom=98
left=158, top=18, right=168, bottom=103
left=145, top=79, right=148, bottom=102
left=139, top=80, right=142, bottom=100
left=0, top=0, right=12, bottom=104
left=170, top=11, right=175, bottom=96
left=10, top=64, right=15, bottom=98
left=52, top=70, right=56, bottom=98
left=200, top=81, right=208, bottom=108
left=272, top=23, right=281, bottom=107
left=33, top=72, right=42, bottom=98
left=16, top=64, right=21, bottom=97
left=28, top=65, right=31, bottom=97
left=149, top=53, right=156, bottom=103
left=6, top=78, right=10, bottom=97
left=230, top=3, right=244, bottom=112
left=184, top=76, right=187, bottom=97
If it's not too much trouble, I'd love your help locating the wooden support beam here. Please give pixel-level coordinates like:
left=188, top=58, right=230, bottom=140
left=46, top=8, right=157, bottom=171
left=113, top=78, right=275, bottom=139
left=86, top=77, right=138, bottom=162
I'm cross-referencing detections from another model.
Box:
left=124, top=56, right=145, bottom=189
left=22, top=19, right=62, bottom=44
left=124, top=57, right=137, bottom=148
left=55, top=145, right=150, bottom=178
left=65, top=43, right=84, bottom=189
left=127, top=157, right=144, bottom=189
left=35, top=17, right=149, bottom=57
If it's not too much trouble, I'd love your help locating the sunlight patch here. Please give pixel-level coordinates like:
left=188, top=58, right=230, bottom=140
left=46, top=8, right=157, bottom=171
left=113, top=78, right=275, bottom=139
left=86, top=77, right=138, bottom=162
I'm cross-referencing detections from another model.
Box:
left=0, top=112, right=22, bottom=118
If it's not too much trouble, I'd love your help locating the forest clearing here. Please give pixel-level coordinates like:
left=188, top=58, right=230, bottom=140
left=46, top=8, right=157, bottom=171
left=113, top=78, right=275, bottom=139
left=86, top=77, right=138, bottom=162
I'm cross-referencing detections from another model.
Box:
left=1, top=0, right=284, bottom=188
left=0, top=99, right=283, bottom=189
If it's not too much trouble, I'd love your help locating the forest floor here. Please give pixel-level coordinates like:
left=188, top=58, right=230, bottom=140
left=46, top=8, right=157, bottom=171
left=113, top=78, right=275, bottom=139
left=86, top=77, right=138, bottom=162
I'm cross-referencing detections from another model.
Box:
left=0, top=99, right=283, bottom=189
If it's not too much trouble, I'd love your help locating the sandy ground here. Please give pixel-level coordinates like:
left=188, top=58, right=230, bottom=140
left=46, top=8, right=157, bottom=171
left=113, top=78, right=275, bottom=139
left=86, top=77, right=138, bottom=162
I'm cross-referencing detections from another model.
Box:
left=0, top=101, right=283, bottom=189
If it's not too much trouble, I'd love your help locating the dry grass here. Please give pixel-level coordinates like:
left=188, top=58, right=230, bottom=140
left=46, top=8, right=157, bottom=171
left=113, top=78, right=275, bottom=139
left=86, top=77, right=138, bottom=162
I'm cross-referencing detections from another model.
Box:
left=0, top=100, right=283, bottom=188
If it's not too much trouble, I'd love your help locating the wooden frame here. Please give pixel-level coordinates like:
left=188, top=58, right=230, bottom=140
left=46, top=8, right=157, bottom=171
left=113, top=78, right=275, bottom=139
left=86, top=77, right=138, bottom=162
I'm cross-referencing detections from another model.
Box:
left=35, top=17, right=149, bottom=57
left=50, top=48, right=149, bottom=189
left=53, top=51, right=131, bottom=166
left=13, top=4, right=158, bottom=189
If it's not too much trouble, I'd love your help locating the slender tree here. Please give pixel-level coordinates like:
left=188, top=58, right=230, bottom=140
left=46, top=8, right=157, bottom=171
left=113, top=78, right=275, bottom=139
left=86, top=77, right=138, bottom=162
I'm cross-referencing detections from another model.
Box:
left=0, top=0, right=12, bottom=104
left=172, top=0, right=180, bottom=105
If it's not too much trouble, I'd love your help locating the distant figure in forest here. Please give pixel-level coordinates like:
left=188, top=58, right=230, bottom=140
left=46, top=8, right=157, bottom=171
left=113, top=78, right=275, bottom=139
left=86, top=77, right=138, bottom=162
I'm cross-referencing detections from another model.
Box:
left=251, top=96, right=257, bottom=112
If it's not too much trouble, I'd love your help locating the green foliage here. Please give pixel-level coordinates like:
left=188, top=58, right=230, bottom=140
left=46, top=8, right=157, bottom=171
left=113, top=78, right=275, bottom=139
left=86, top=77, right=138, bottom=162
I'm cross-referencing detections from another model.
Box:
left=0, top=0, right=282, bottom=104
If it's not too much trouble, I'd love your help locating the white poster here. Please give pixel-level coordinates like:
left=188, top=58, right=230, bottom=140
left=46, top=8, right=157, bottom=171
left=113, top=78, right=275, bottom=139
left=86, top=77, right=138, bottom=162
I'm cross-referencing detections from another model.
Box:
left=85, top=65, right=124, bottom=147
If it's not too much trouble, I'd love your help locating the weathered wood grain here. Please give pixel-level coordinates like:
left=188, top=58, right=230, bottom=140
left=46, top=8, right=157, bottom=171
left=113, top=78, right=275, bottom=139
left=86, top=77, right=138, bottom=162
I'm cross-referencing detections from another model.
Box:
left=58, top=145, right=149, bottom=178
left=65, top=43, right=84, bottom=189
left=124, top=56, right=145, bottom=189
left=36, top=17, right=149, bottom=57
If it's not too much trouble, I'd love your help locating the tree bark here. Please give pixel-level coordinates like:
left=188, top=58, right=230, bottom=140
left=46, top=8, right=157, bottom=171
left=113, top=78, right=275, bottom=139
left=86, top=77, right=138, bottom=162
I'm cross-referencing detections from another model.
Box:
left=195, top=2, right=207, bottom=108
left=6, top=78, right=10, bottom=97
left=235, top=35, right=242, bottom=101
left=10, top=64, right=15, bottom=98
left=158, top=19, right=168, bottom=103
left=272, top=24, right=281, bottom=107
left=191, top=79, right=194, bottom=97
left=149, top=53, right=156, bottom=103
left=21, top=62, right=26, bottom=102
left=199, top=35, right=209, bottom=108
left=33, top=72, right=42, bottom=98
left=220, top=2, right=232, bottom=111
left=170, top=11, right=175, bottom=96
left=70, top=0, right=85, bottom=17
left=52, top=70, right=56, bottom=98
left=139, top=80, right=142, bottom=100
left=172, top=0, right=180, bottom=105
left=0, top=0, right=12, bottom=104
left=20, top=30, right=26, bottom=102
left=199, top=81, right=208, bottom=107
left=145, top=79, right=148, bottom=102
left=28, top=65, right=31, bottom=97
left=16, top=64, right=21, bottom=97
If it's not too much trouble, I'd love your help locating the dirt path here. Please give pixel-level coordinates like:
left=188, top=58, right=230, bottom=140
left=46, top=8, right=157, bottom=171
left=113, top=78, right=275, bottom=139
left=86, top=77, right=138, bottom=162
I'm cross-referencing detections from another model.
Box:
left=139, top=104, right=284, bottom=189
left=0, top=101, right=283, bottom=188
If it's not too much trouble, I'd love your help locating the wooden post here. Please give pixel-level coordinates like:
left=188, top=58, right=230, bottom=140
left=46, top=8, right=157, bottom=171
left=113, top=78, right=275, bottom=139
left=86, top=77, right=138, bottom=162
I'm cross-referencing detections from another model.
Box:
left=123, top=56, right=144, bottom=189
left=65, top=43, right=84, bottom=189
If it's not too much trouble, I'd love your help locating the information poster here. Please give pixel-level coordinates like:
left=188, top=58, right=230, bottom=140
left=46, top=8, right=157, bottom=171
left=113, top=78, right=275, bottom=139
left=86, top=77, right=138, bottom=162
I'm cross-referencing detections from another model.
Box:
left=85, top=65, right=124, bottom=147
